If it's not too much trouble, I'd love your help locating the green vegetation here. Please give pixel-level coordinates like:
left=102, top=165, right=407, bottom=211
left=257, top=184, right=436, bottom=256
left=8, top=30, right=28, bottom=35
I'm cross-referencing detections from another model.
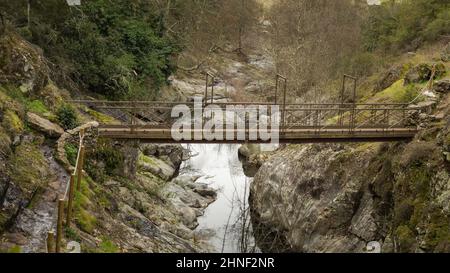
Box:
left=363, top=0, right=450, bottom=52
left=0, top=0, right=180, bottom=100
left=85, top=139, right=123, bottom=183
left=65, top=227, right=81, bottom=242
left=56, top=104, right=78, bottom=130
left=6, top=246, right=22, bottom=253
left=26, top=100, right=49, bottom=115
left=0, top=86, right=54, bottom=118
left=367, top=80, right=423, bottom=103
left=64, top=143, right=78, bottom=166
left=2, top=110, right=24, bottom=137
left=98, top=237, right=120, bottom=253
left=392, top=151, right=450, bottom=252
left=73, top=177, right=97, bottom=234
left=86, top=109, right=117, bottom=124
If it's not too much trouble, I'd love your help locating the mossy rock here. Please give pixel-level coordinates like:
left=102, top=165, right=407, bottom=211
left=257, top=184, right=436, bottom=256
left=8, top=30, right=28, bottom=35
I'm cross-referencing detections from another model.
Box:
left=36, top=83, right=67, bottom=112
left=404, top=63, right=447, bottom=85
left=0, top=87, right=24, bottom=114
left=0, top=33, right=49, bottom=95
left=1, top=110, right=24, bottom=137
left=8, top=142, right=50, bottom=195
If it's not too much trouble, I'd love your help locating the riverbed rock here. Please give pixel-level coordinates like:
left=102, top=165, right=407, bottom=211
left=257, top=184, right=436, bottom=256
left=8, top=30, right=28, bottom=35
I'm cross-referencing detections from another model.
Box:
left=238, top=144, right=261, bottom=159
left=192, top=183, right=217, bottom=199
left=26, top=112, right=64, bottom=138
left=180, top=207, right=198, bottom=229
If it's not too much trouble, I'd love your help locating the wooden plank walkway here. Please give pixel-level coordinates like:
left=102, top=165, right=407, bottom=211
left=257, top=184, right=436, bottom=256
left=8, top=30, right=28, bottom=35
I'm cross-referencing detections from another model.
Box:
left=97, top=125, right=418, bottom=143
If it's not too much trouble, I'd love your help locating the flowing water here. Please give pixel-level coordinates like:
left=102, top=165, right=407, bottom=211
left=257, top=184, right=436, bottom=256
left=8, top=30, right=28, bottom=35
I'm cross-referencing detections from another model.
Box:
left=181, top=144, right=259, bottom=253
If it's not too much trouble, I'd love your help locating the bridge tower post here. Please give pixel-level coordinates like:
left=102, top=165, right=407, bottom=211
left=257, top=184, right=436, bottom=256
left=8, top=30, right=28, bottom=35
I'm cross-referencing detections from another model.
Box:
left=275, top=75, right=287, bottom=134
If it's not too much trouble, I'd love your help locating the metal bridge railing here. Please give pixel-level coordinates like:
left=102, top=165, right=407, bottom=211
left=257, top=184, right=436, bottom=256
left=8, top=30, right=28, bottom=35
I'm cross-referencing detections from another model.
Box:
left=71, top=100, right=422, bottom=136
left=69, top=72, right=425, bottom=139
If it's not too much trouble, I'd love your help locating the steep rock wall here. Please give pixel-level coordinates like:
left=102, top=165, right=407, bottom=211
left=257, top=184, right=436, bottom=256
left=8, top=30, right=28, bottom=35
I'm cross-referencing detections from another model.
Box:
left=250, top=94, right=450, bottom=253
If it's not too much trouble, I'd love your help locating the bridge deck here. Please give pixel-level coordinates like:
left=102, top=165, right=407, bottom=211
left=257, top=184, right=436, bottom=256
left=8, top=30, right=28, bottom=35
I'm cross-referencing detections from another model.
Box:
left=97, top=125, right=418, bottom=143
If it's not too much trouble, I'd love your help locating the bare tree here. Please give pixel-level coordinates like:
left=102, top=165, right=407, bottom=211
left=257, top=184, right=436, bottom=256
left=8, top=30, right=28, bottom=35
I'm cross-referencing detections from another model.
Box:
left=267, top=0, right=365, bottom=102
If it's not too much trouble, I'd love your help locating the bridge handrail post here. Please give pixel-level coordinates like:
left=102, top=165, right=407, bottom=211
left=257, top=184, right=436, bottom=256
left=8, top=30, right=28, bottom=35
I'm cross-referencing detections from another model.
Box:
left=46, top=231, right=55, bottom=253
left=76, top=145, right=85, bottom=191
left=66, top=174, right=76, bottom=228
left=282, top=80, right=287, bottom=135
left=55, top=199, right=65, bottom=253
left=275, top=75, right=279, bottom=105
left=211, top=75, right=214, bottom=104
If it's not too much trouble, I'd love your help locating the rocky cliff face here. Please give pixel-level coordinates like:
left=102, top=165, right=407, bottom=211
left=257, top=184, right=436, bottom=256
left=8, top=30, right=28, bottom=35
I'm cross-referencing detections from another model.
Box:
left=250, top=80, right=450, bottom=253
left=0, top=30, right=217, bottom=253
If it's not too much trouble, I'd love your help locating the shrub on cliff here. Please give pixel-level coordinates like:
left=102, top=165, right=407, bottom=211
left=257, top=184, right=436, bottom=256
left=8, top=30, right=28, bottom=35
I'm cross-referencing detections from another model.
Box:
left=56, top=104, right=78, bottom=130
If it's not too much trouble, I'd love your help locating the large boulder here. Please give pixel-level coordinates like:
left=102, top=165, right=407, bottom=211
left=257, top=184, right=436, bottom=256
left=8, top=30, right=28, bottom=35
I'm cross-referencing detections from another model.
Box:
left=433, top=80, right=450, bottom=94
left=138, top=154, right=176, bottom=181
left=191, top=183, right=217, bottom=199
left=249, top=144, right=384, bottom=252
left=26, top=112, right=64, bottom=138
left=140, top=144, right=185, bottom=170
left=238, top=144, right=261, bottom=159
left=404, top=63, right=446, bottom=85
left=179, top=207, right=198, bottom=229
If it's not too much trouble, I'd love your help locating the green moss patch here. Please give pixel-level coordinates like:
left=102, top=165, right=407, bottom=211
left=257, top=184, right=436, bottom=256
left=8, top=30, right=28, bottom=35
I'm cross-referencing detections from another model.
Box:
left=98, top=237, right=119, bottom=253
left=86, top=109, right=117, bottom=124
left=73, top=177, right=97, bottom=234
left=2, top=110, right=24, bottom=137
left=64, top=143, right=78, bottom=166
left=8, top=142, right=50, bottom=194
left=368, top=80, right=422, bottom=104
left=26, top=100, right=50, bottom=115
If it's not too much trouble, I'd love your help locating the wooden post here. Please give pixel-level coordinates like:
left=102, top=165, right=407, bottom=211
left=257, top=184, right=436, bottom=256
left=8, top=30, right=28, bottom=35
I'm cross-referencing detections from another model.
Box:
left=47, top=231, right=55, bottom=253
left=56, top=199, right=65, bottom=253
left=211, top=76, right=214, bottom=104
left=76, top=145, right=85, bottom=191
left=204, top=73, right=209, bottom=107
left=275, top=75, right=279, bottom=105
left=281, top=78, right=287, bottom=135
left=66, top=175, right=76, bottom=227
